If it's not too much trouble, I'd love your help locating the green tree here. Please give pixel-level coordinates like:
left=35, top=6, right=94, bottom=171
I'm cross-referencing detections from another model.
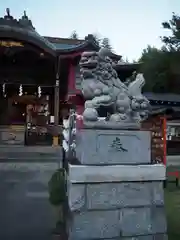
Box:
left=161, top=13, right=180, bottom=80
left=91, top=33, right=101, bottom=47
left=161, top=12, right=180, bottom=51
left=85, top=34, right=112, bottom=49
left=139, top=13, right=180, bottom=93
left=101, top=37, right=112, bottom=50
left=70, top=31, right=78, bottom=39
left=139, top=46, right=170, bottom=92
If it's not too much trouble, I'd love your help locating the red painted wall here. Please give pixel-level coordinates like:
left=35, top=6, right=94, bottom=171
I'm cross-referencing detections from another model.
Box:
left=67, top=55, right=85, bottom=116
left=68, top=62, right=75, bottom=92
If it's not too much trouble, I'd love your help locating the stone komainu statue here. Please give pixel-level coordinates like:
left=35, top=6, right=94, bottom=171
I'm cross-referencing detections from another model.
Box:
left=79, top=48, right=150, bottom=127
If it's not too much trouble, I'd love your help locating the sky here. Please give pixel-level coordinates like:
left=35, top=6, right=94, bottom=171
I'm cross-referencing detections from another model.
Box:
left=0, top=0, right=180, bottom=61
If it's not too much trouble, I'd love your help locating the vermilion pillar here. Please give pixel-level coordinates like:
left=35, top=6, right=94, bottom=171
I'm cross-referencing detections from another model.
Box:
left=68, top=61, right=75, bottom=93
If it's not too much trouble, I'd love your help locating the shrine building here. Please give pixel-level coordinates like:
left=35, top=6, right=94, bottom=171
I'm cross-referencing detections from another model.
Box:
left=1, top=9, right=180, bottom=148
left=0, top=9, right=139, bottom=146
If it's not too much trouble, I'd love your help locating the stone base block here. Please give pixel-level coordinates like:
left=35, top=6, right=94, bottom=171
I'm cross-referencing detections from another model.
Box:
left=68, top=164, right=166, bottom=184
left=68, top=207, right=167, bottom=240
left=67, top=164, right=167, bottom=240
left=69, top=235, right=168, bottom=240
left=76, top=129, right=151, bottom=165
left=69, top=210, right=120, bottom=240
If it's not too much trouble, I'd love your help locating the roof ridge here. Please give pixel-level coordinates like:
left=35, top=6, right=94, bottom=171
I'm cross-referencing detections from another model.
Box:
left=0, top=8, right=35, bottom=31
left=44, top=36, right=85, bottom=41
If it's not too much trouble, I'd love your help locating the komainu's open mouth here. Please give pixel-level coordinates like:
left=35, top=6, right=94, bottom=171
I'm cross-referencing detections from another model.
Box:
left=80, top=60, right=97, bottom=69
left=80, top=51, right=98, bottom=70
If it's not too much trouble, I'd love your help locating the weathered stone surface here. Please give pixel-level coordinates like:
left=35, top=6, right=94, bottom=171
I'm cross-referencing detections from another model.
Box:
left=68, top=183, right=85, bottom=211
left=151, top=207, right=167, bottom=234
left=86, top=182, right=164, bottom=210
left=120, top=207, right=167, bottom=237
left=120, top=208, right=152, bottom=237
left=67, top=126, right=167, bottom=239
left=76, top=129, right=151, bottom=165
left=151, top=182, right=164, bottom=206
left=68, top=210, right=120, bottom=240
left=67, top=167, right=167, bottom=239
left=68, top=164, right=166, bottom=183
left=122, top=235, right=167, bottom=239
left=86, top=182, right=151, bottom=209
left=123, top=236, right=153, bottom=240
left=89, top=235, right=167, bottom=240
left=73, top=234, right=168, bottom=240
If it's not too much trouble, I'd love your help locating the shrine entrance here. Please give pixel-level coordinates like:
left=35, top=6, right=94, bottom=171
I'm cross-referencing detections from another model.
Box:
left=0, top=9, right=72, bottom=146
left=0, top=36, right=56, bottom=145
left=8, top=95, right=49, bottom=126
left=0, top=92, right=53, bottom=145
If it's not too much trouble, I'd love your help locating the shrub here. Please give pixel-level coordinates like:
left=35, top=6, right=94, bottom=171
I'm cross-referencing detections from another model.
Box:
left=48, top=168, right=66, bottom=206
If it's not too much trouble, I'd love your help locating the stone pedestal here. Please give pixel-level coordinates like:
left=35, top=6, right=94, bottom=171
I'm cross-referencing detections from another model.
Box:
left=67, top=128, right=167, bottom=239
left=76, top=129, right=151, bottom=165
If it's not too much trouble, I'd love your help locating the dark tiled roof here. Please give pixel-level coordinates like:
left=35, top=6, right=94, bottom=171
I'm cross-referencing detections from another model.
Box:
left=0, top=10, right=57, bottom=56
left=44, top=36, right=84, bottom=45
left=0, top=10, right=122, bottom=59
left=115, top=63, right=141, bottom=70
left=150, top=106, right=180, bottom=116
left=44, top=34, right=99, bottom=53
left=144, top=92, right=180, bottom=102
left=115, top=63, right=141, bottom=73
left=0, top=10, right=122, bottom=58
left=44, top=37, right=84, bottom=50
left=45, top=35, right=122, bottom=59
left=44, top=37, right=85, bottom=50
left=53, top=43, right=82, bottom=50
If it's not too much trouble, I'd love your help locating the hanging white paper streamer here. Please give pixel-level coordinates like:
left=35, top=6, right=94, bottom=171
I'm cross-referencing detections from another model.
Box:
left=38, top=86, right=41, bottom=98
left=19, top=84, right=23, bottom=96
left=2, top=83, right=6, bottom=97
